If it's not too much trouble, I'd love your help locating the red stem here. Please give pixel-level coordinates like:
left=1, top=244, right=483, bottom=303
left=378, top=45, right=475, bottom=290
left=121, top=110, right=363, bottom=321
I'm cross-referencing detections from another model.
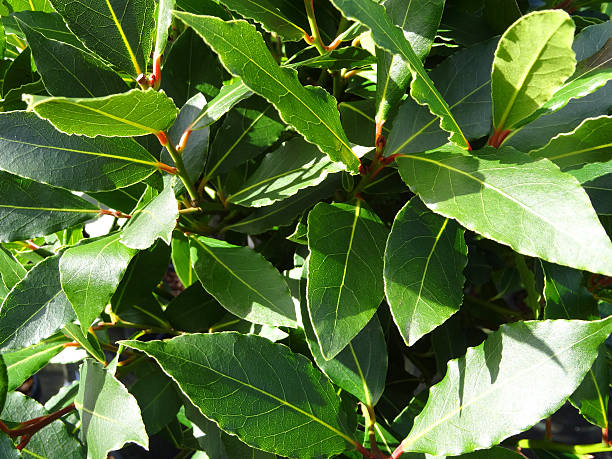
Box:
left=0, top=403, right=76, bottom=450
left=603, top=425, right=609, bottom=445
left=98, top=209, right=131, bottom=219
left=390, top=442, right=406, bottom=459
left=156, top=161, right=178, bottom=175
left=488, top=128, right=511, bottom=148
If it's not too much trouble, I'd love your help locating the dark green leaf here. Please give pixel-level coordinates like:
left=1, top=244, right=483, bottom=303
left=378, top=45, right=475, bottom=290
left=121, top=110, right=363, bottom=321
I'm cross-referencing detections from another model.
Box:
left=307, top=200, right=388, bottom=359
left=2, top=47, right=33, bottom=97
left=15, top=16, right=128, bottom=98
left=173, top=11, right=361, bottom=171
left=397, top=145, right=612, bottom=276
left=397, top=318, right=612, bottom=456
left=164, top=283, right=226, bottom=332
left=0, top=111, right=159, bottom=192
left=25, top=88, right=178, bottom=137
left=189, top=235, right=297, bottom=327
left=0, top=247, right=26, bottom=303
left=161, top=27, right=223, bottom=106
left=227, top=137, right=342, bottom=207
left=384, top=197, right=467, bottom=346
left=204, top=96, right=285, bottom=179
left=491, top=11, right=576, bottom=131
left=0, top=255, right=75, bottom=352
left=12, top=11, right=87, bottom=50
left=483, top=0, right=521, bottom=34
left=49, top=0, right=156, bottom=76
left=4, top=335, right=69, bottom=391
left=122, top=332, right=357, bottom=458
left=170, top=231, right=195, bottom=287
left=295, top=47, right=375, bottom=70
left=60, top=233, right=137, bottom=333
left=187, top=78, right=252, bottom=131
left=120, top=183, right=178, bottom=250
left=129, top=363, right=181, bottom=435
left=0, top=170, right=99, bottom=242
left=62, top=322, right=106, bottom=363
left=76, top=359, right=148, bottom=458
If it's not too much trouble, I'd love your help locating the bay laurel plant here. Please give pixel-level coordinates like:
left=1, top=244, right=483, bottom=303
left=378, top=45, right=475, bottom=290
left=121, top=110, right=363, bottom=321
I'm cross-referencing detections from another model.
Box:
left=0, top=0, right=611, bottom=457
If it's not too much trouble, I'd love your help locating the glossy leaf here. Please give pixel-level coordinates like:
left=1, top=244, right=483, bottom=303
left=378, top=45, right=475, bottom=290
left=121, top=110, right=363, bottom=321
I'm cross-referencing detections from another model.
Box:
left=60, top=233, right=137, bottom=334
left=154, top=0, right=175, bottom=56
left=330, top=0, right=470, bottom=149
left=0, top=247, right=26, bottom=303
left=0, top=255, right=75, bottom=352
left=189, top=236, right=298, bottom=328
left=62, top=322, right=106, bottom=363
left=122, top=332, right=357, bottom=458
left=225, top=176, right=340, bottom=234
left=25, top=89, right=178, bottom=137
left=188, top=78, right=252, bottom=130
left=160, top=27, right=223, bottom=106
left=0, top=170, right=98, bottom=242
left=4, top=336, right=69, bottom=391
left=303, top=303, right=387, bottom=406
left=384, top=197, right=468, bottom=346
left=204, top=97, right=285, bottom=179
left=215, top=0, right=307, bottom=41
left=15, top=15, right=128, bottom=98
left=307, top=200, right=388, bottom=359
left=120, top=184, right=178, bottom=250
left=0, top=111, right=159, bottom=192
left=173, top=11, right=360, bottom=171
left=49, top=0, right=155, bottom=76
left=491, top=11, right=576, bottom=131
left=11, top=11, right=86, bottom=50
left=531, top=115, right=612, bottom=171
left=396, top=144, right=612, bottom=276
left=228, top=137, right=342, bottom=207
left=542, top=262, right=608, bottom=428
left=76, top=359, right=148, bottom=458
left=2, top=391, right=84, bottom=459
left=397, top=317, right=612, bottom=456
left=375, top=0, right=444, bottom=124
left=295, top=47, right=375, bottom=71
left=164, top=283, right=226, bottom=333
left=170, top=231, right=195, bottom=287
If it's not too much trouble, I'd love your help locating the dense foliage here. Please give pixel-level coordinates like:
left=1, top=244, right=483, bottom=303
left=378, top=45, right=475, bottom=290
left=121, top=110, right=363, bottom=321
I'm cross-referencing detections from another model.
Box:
left=0, top=0, right=611, bottom=458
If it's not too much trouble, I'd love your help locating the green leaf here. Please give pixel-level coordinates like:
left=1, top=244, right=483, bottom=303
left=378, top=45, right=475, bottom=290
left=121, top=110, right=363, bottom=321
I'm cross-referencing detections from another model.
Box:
left=491, top=10, right=576, bottom=132
left=164, top=283, right=226, bottom=332
left=0, top=111, right=159, bottom=192
left=49, top=0, right=156, bottom=76
left=189, top=236, right=298, bottom=328
left=307, top=200, right=388, bottom=359
left=396, top=144, right=612, bottom=276
left=12, top=11, right=87, bottom=50
left=60, top=233, right=137, bottom=334
left=215, top=0, right=307, bottom=41
left=531, top=115, right=612, bottom=171
left=25, top=88, right=179, bottom=137
left=171, top=231, right=195, bottom=287
left=225, top=176, right=340, bottom=234
left=121, top=332, right=357, bottom=458
left=173, top=11, right=360, bottom=172
left=0, top=247, right=26, bottom=303
left=339, top=99, right=390, bottom=147
left=541, top=262, right=607, bottom=428
left=76, top=359, right=148, bottom=458
left=120, top=184, right=178, bottom=250
left=227, top=137, right=342, bottom=207
left=375, top=0, right=444, bottom=124
left=303, top=303, right=387, bottom=405
left=129, top=363, right=181, bottom=435
left=4, top=335, right=69, bottom=391
left=204, top=96, right=285, bottom=180
left=294, top=47, right=375, bottom=71
left=0, top=255, right=75, bottom=352
left=330, top=0, right=470, bottom=149
left=397, top=317, right=612, bottom=456
left=187, top=78, right=252, bottom=131
left=2, top=47, right=34, bottom=97
left=15, top=15, right=128, bottom=98
left=2, top=391, right=84, bottom=459
left=483, top=0, right=521, bottom=34
left=384, top=197, right=468, bottom=346
left=62, top=322, right=106, bottom=363
left=162, top=93, right=209, bottom=195
left=154, top=0, right=175, bottom=56
left=0, top=170, right=99, bottom=242
left=160, top=27, right=223, bottom=106
left=0, top=433, right=18, bottom=459
left=0, top=357, right=6, bottom=416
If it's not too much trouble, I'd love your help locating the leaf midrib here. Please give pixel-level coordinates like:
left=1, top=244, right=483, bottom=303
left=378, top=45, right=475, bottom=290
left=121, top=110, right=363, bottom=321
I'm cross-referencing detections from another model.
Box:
left=403, top=322, right=608, bottom=449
